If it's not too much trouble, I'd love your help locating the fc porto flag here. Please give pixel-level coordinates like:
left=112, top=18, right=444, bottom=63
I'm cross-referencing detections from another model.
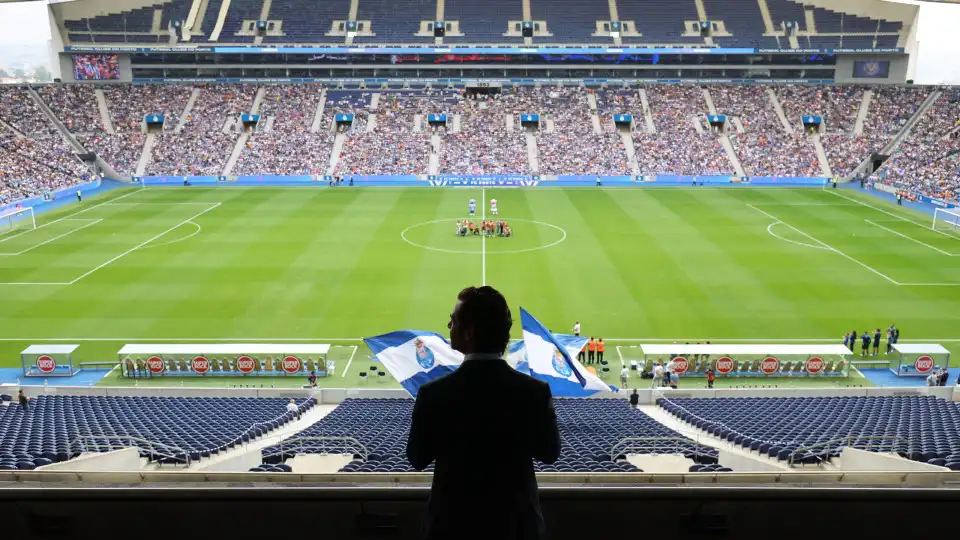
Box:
left=520, top=308, right=616, bottom=396
left=364, top=330, right=463, bottom=397
left=508, top=333, right=588, bottom=376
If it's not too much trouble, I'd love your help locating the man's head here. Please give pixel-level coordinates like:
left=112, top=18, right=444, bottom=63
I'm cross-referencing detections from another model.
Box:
left=448, top=286, right=512, bottom=355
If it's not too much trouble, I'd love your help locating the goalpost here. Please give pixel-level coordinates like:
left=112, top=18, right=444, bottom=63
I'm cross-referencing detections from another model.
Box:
left=932, top=207, right=960, bottom=232
left=0, top=206, right=36, bottom=236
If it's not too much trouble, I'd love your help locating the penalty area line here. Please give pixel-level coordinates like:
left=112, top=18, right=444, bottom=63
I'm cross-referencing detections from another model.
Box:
left=748, top=203, right=900, bottom=285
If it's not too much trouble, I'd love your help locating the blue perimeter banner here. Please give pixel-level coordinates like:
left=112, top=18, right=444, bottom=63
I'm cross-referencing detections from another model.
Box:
left=65, top=46, right=905, bottom=55
left=0, top=179, right=101, bottom=216
left=136, top=175, right=828, bottom=187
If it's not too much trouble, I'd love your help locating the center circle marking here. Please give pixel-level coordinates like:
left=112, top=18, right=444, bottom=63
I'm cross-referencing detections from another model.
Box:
left=401, top=218, right=567, bottom=255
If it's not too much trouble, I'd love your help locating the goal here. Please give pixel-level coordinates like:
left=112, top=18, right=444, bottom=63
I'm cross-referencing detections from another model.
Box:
left=932, top=207, right=960, bottom=232
left=0, top=206, right=35, bottom=237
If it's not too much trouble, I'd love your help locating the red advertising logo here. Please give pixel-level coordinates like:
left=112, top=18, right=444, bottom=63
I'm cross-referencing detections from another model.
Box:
left=146, top=356, right=165, bottom=374
left=760, top=356, right=780, bottom=375
left=670, top=356, right=689, bottom=374
left=192, top=356, right=210, bottom=374
left=236, top=356, right=255, bottom=374
left=805, top=356, right=825, bottom=374
left=36, top=355, right=56, bottom=374
left=281, top=356, right=301, bottom=373
left=915, top=355, right=934, bottom=373
left=715, top=357, right=735, bottom=374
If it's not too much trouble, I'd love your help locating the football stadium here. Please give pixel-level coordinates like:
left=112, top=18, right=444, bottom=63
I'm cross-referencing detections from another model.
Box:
left=0, top=0, right=958, bottom=536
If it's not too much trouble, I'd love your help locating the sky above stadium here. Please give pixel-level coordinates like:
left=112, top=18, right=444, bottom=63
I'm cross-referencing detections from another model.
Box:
left=0, top=1, right=49, bottom=45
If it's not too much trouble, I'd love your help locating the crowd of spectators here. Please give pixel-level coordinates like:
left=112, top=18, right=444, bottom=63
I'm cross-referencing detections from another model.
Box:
left=0, top=87, right=91, bottom=204
left=37, top=85, right=104, bottom=133
left=440, top=93, right=529, bottom=174
left=871, top=89, right=960, bottom=201
left=234, top=131, right=333, bottom=176
left=538, top=88, right=629, bottom=174
left=730, top=132, right=821, bottom=176
left=104, top=84, right=192, bottom=132
left=775, top=85, right=862, bottom=134
left=334, top=93, right=437, bottom=175
left=148, top=133, right=236, bottom=176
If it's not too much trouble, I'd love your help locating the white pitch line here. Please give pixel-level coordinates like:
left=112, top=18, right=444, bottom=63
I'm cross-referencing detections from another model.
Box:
left=748, top=203, right=900, bottom=285
left=0, top=219, right=103, bottom=257
left=340, top=345, right=359, bottom=378
left=616, top=345, right=626, bottom=368
left=481, top=188, right=486, bottom=285
left=0, top=188, right=145, bottom=245
left=765, top=221, right=829, bottom=251
left=139, top=221, right=202, bottom=250
left=67, top=203, right=221, bottom=285
left=828, top=189, right=960, bottom=242
left=864, top=219, right=957, bottom=256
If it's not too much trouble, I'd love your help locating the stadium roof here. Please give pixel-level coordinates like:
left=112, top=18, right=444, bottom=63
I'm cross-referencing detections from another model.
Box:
left=21, top=344, right=79, bottom=355
left=892, top=343, right=951, bottom=355
left=117, top=344, right=332, bottom=356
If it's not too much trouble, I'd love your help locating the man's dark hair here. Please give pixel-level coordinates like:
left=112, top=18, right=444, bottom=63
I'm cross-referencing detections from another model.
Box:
left=457, top=286, right=512, bottom=354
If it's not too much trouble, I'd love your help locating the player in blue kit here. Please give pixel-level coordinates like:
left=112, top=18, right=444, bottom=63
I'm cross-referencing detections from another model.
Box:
left=468, top=199, right=476, bottom=216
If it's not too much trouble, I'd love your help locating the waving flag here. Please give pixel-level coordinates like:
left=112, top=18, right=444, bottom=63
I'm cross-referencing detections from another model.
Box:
left=364, top=330, right=463, bottom=397
left=520, top=307, right=616, bottom=396
left=508, top=333, right=588, bottom=376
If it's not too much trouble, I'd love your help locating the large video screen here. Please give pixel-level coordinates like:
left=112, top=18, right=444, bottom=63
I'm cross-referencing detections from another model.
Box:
left=72, top=54, right=120, bottom=80
left=852, top=60, right=890, bottom=79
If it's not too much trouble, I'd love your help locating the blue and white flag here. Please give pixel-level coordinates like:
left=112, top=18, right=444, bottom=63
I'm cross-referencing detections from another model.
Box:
left=364, top=330, right=463, bottom=397
left=508, top=333, right=588, bottom=376
left=520, top=308, right=616, bottom=396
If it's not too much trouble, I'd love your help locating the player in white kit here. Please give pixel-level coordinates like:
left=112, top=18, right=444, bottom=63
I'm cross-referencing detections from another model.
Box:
left=468, top=198, right=476, bottom=216
left=490, top=198, right=498, bottom=216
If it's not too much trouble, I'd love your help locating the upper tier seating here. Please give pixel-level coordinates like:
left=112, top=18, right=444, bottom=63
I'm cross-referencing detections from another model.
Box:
left=261, top=398, right=719, bottom=473
left=0, top=395, right=313, bottom=470
left=659, top=396, right=960, bottom=467
left=63, top=0, right=906, bottom=46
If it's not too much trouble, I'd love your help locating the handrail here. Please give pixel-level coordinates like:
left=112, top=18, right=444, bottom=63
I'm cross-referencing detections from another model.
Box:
left=610, top=436, right=711, bottom=462
left=263, top=436, right=368, bottom=462
left=234, top=389, right=321, bottom=448
left=69, top=435, right=192, bottom=466
left=787, top=435, right=909, bottom=467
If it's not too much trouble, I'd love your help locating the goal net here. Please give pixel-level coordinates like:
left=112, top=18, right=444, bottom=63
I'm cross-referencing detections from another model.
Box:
left=932, top=207, right=960, bottom=233
left=0, top=206, right=35, bottom=237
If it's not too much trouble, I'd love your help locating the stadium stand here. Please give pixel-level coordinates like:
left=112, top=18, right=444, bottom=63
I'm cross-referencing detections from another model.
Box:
left=262, top=0, right=350, bottom=44
left=618, top=0, right=704, bottom=44
left=443, top=0, right=523, bottom=43
left=532, top=0, right=610, bottom=43
left=354, top=0, right=436, bottom=44
left=0, top=395, right=314, bottom=470
left=65, top=0, right=201, bottom=44
left=335, top=93, right=435, bottom=175
left=0, top=87, right=91, bottom=204
left=871, top=88, right=960, bottom=201
left=258, top=398, right=722, bottom=473
left=659, top=395, right=960, bottom=468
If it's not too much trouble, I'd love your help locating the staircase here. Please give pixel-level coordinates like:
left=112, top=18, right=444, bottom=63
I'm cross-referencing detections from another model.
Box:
left=183, top=0, right=205, bottom=41
left=591, top=113, right=603, bottom=134
left=209, top=0, right=231, bottom=41
left=176, top=88, right=202, bottom=132
left=810, top=133, right=832, bottom=177
left=851, top=89, right=943, bottom=178
left=756, top=0, right=777, bottom=35
left=135, top=132, right=157, bottom=176
left=254, top=0, right=273, bottom=45
left=638, top=89, right=656, bottom=134
left=692, top=116, right=705, bottom=134
left=326, top=132, right=347, bottom=175
left=505, top=113, right=515, bottom=132
left=451, top=113, right=461, bottom=133
left=191, top=404, right=336, bottom=471
left=249, top=88, right=266, bottom=115
left=429, top=133, right=440, bottom=175
left=311, top=88, right=328, bottom=133
left=854, top=90, right=873, bottom=136
left=719, top=135, right=746, bottom=177
left=702, top=87, right=718, bottom=116
left=222, top=131, right=250, bottom=176
left=366, top=114, right=377, bottom=133
left=94, top=89, right=115, bottom=134
left=766, top=88, right=794, bottom=134
left=640, top=405, right=792, bottom=472
left=525, top=131, right=538, bottom=173
left=731, top=117, right=745, bottom=134
left=620, top=130, right=639, bottom=176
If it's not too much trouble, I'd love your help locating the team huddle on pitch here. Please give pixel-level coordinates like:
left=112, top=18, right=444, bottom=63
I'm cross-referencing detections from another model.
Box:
left=456, top=198, right=512, bottom=237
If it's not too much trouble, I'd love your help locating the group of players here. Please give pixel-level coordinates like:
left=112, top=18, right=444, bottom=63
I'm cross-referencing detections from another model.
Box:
left=456, top=197, right=511, bottom=237
left=457, top=219, right=512, bottom=237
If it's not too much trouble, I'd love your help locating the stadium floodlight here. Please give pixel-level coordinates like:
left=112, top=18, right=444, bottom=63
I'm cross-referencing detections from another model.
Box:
left=932, top=207, right=960, bottom=232
left=0, top=206, right=36, bottom=237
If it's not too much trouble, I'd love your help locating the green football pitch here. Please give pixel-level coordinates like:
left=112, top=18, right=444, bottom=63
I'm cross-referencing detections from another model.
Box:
left=1, top=184, right=958, bottom=389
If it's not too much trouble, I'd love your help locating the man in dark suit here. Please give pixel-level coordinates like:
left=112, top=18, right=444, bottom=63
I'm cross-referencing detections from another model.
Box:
left=407, top=285, right=561, bottom=540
